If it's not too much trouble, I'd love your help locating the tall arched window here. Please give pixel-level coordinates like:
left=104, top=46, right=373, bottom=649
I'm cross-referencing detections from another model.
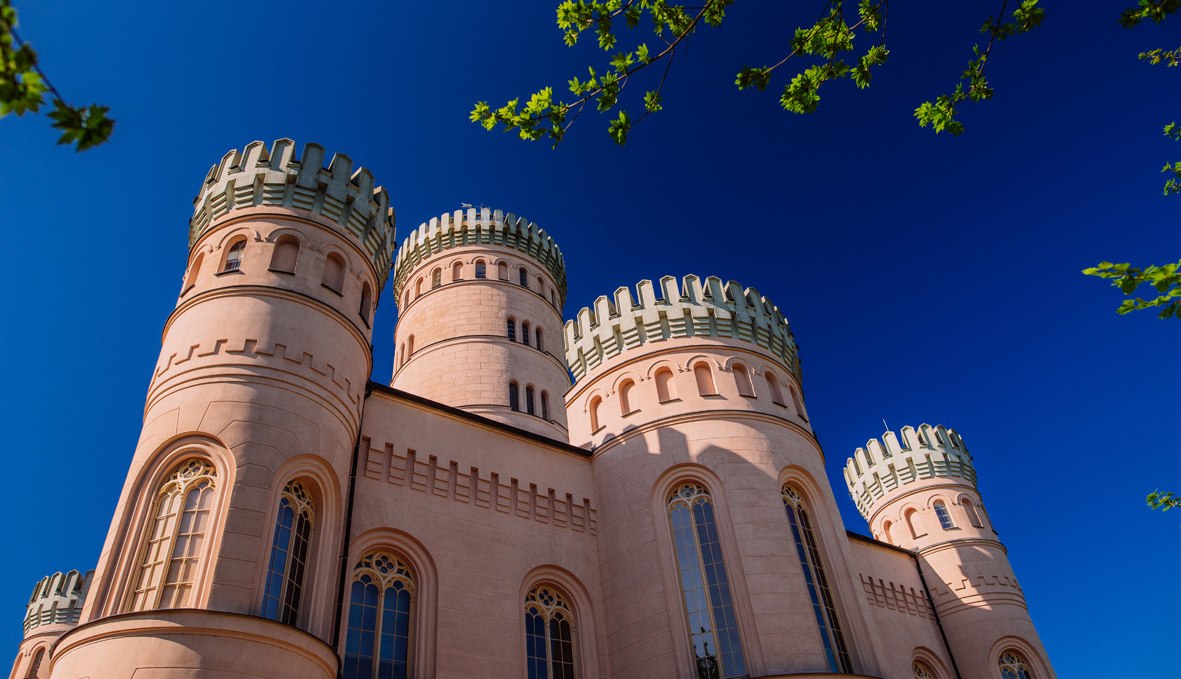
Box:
left=526, top=386, right=536, bottom=415
left=655, top=368, right=677, bottom=402
left=765, top=372, right=785, bottom=405
left=961, top=499, right=983, bottom=527
left=406, top=335, right=414, bottom=358
left=588, top=396, right=602, bottom=431
left=998, top=651, right=1035, bottom=679
left=789, top=385, right=805, bottom=418
left=431, top=268, right=442, bottom=288
left=521, top=322, right=532, bottom=345
left=667, top=483, right=747, bottom=679
left=222, top=238, right=246, bottom=272
left=323, top=252, right=346, bottom=293
left=913, top=660, right=936, bottom=679
left=619, top=379, right=636, bottom=415
left=414, top=277, right=423, bottom=299
left=693, top=362, right=717, bottom=396
left=541, top=392, right=550, bottom=420
left=510, top=382, right=521, bottom=412
left=129, top=459, right=217, bottom=611
left=452, top=261, right=463, bottom=281
left=360, top=282, right=373, bottom=324
left=343, top=552, right=415, bottom=679
left=535, top=327, right=544, bottom=351
left=497, top=261, right=509, bottom=280
left=933, top=501, right=955, bottom=530
left=183, top=252, right=204, bottom=293
left=905, top=508, right=924, bottom=539
left=24, top=648, right=43, bottom=679
left=475, top=260, right=487, bottom=279
left=519, top=267, right=529, bottom=287
left=525, top=584, right=577, bottom=679
left=733, top=364, right=754, bottom=397
left=261, top=481, right=314, bottom=626
left=782, top=487, right=851, bottom=673
left=508, top=318, right=517, bottom=342
left=270, top=236, right=300, bottom=274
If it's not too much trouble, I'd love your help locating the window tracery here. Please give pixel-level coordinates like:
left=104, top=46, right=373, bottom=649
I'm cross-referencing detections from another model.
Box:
left=998, top=651, right=1035, bottom=679
left=343, top=552, right=415, bottom=679
left=913, top=660, right=935, bottom=679
left=525, top=584, right=577, bottom=679
left=261, top=481, right=315, bottom=626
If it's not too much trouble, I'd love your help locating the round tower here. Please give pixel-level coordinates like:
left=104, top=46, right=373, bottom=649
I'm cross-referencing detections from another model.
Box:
left=390, top=207, right=570, bottom=439
left=10, top=570, right=91, bottom=679
left=51, top=139, right=396, bottom=679
left=564, top=275, right=878, bottom=678
left=845, top=425, right=1056, bottom=678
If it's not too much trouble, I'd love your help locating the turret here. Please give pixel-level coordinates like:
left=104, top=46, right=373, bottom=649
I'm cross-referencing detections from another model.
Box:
left=390, top=207, right=570, bottom=439
left=9, top=571, right=91, bottom=679
left=563, top=275, right=878, bottom=677
left=845, top=425, right=1056, bottom=678
left=50, top=140, right=396, bottom=679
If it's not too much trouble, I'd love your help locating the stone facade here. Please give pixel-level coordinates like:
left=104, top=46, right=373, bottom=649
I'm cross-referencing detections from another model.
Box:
left=8, top=140, right=1055, bottom=679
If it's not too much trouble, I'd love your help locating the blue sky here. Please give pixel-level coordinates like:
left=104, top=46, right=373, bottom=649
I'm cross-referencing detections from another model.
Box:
left=0, top=1, right=1178, bottom=675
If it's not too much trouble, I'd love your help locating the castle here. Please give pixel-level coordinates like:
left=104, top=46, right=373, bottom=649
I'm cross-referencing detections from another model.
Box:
left=9, top=140, right=1055, bottom=679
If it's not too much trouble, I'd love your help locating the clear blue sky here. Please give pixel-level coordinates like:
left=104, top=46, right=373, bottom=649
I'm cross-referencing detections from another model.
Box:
left=1, top=1, right=1177, bottom=676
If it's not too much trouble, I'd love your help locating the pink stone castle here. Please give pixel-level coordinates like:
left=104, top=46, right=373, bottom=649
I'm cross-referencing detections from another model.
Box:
left=10, top=140, right=1055, bottom=679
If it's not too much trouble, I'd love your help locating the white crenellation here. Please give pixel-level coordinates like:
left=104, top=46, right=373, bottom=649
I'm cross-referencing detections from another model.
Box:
left=843, top=424, right=977, bottom=520
left=562, top=274, right=800, bottom=383
left=23, top=569, right=92, bottom=636
left=391, top=207, right=567, bottom=300
left=190, top=139, right=397, bottom=285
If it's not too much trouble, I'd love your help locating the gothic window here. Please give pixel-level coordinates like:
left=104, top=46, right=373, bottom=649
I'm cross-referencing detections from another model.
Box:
left=998, top=651, right=1035, bottom=679
left=933, top=501, right=955, bottom=530
left=475, top=260, right=487, bottom=279
left=270, top=236, right=300, bottom=274
left=261, top=481, right=314, bottom=627
left=962, top=499, right=983, bottom=527
left=782, top=486, right=851, bottom=673
left=129, top=459, right=217, bottom=612
left=498, top=261, right=509, bottom=280
left=452, top=261, right=463, bottom=281
left=693, top=362, right=717, bottom=396
left=733, top=364, right=754, bottom=397
left=431, top=268, right=442, bottom=288
left=765, top=372, right=785, bottom=405
left=913, top=660, right=936, bottom=679
left=525, top=584, right=577, bottom=679
left=24, top=648, right=43, bottom=679
left=655, top=368, right=677, bottom=402
left=536, top=327, right=544, bottom=352
left=667, top=482, right=747, bottom=679
left=541, top=392, right=550, bottom=420
left=508, top=318, right=517, bottom=342
left=619, top=379, right=636, bottom=415
left=510, top=382, right=521, bottom=412
left=222, top=238, right=246, bottom=272
left=588, top=396, right=602, bottom=432
left=519, top=267, right=529, bottom=287
left=183, top=253, right=204, bottom=292
left=522, top=322, right=531, bottom=345
left=526, top=386, right=536, bottom=415
left=323, top=253, right=346, bottom=294
left=343, top=552, right=415, bottom=679
left=360, top=282, right=372, bottom=324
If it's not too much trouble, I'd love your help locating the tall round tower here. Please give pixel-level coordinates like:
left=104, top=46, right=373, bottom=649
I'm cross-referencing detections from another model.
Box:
left=564, top=275, right=879, bottom=678
left=390, top=207, right=570, bottom=439
left=10, top=570, right=91, bottom=679
left=51, top=139, right=396, bottom=679
left=845, top=425, right=1056, bottom=678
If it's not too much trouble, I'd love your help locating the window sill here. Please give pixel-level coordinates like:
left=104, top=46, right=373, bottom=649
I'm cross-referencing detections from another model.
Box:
left=215, top=269, right=244, bottom=277
left=658, top=398, right=682, bottom=405
left=621, top=409, right=641, bottom=418
left=268, top=267, right=295, bottom=275
left=321, top=283, right=343, bottom=296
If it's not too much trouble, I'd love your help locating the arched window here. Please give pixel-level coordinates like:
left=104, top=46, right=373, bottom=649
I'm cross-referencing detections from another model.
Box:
left=24, top=648, right=44, bottom=679
left=733, top=364, right=754, bottom=397
left=913, top=660, right=936, bottom=679
left=535, top=327, right=544, bottom=352
left=655, top=368, right=677, bottom=402
left=261, top=481, right=314, bottom=626
left=343, top=552, right=415, bottom=679
left=550, top=290, right=557, bottom=308
left=541, top=392, right=550, bottom=420
left=323, top=253, right=346, bottom=294
left=905, top=508, right=925, bottom=539
left=693, top=362, right=717, bottom=396
left=962, top=498, right=983, bottom=527
left=359, top=282, right=373, bottom=324
left=452, top=261, right=463, bottom=281
left=402, top=290, right=409, bottom=310
left=998, top=651, right=1035, bottom=679
left=510, top=382, right=520, bottom=412
left=431, top=268, right=442, bottom=288
left=525, top=584, right=577, bottom=679
left=508, top=318, right=517, bottom=342
left=406, top=335, right=414, bottom=358
left=519, top=267, right=529, bottom=287
left=397, top=343, right=405, bottom=369
left=222, top=238, right=246, bottom=272
left=475, top=260, right=487, bottom=279
left=933, top=501, right=955, bottom=529
left=270, top=236, right=300, bottom=274
left=667, top=483, right=747, bottom=679
left=497, top=261, right=509, bottom=280
left=183, top=252, right=204, bottom=293
left=882, top=520, right=894, bottom=543
left=526, top=385, right=536, bottom=416
left=789, top=385, right=805, bottom=418
left=536, top=275, right=544, bottom=292
left=782, top=487, right=851, bottom=673
left=589, top=396, right=602, bottom=431
left=414, top=277, right=423, bottom=299
left=129, top=459, right=217, bottom=611
left=765, top=372, right=785, bottom=405
left=521, top=322, right=531, bottom=345
left=619, top=379, right=636, bottom=415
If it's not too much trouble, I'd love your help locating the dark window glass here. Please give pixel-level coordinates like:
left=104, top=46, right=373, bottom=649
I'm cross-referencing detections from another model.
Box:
left=783, top=488, right=851, bottom=673
left=510, top=382, right=520, bottom=411
left=343, top=553, right=414, bottom=679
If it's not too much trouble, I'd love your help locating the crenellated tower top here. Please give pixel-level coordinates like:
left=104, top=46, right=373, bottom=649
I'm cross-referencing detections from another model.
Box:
left=23, top=569, right=92, bottom=636
left=391, top=207, right=567, bottom=302
left=563, top=274, right=799, bottom=383
left=189, top=138, right=397, bottom=285
left=843, top=424, right=977, bottom=520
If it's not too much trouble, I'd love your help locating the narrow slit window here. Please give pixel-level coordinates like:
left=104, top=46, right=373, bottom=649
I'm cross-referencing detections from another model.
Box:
left=589, top=396, right=602, bottom=431
left=521, top=322, right=531, bottom=345
left=510, top=382, right=520, bottom=412
left=519, top=267, right=529, bottom=287
left=526, top=385, right=536, bottom=415
left=508, top=318, right=517, bottom=342
left=535, top=327, right=544, bottom=351
left=359, top=282, right=372, bottom=324
left=541, top=392, right=550, bottom=420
